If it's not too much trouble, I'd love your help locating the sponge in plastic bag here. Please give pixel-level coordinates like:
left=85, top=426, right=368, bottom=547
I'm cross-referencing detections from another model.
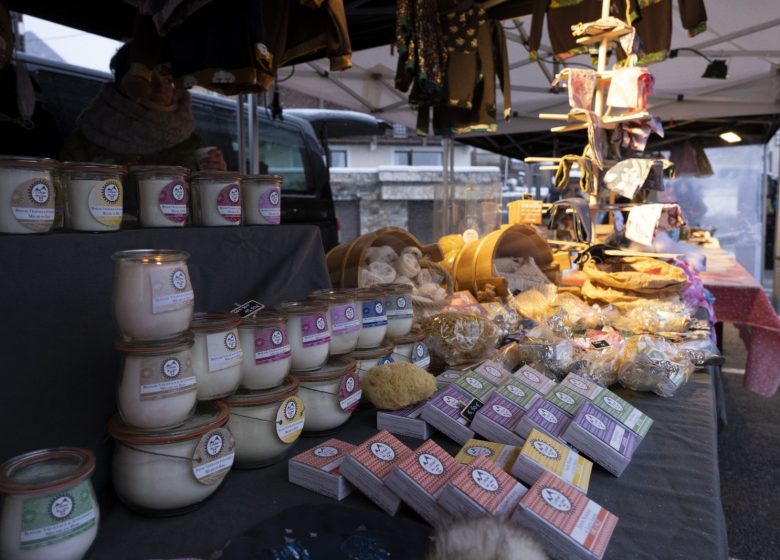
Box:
left=618, top=335, right=694, bottom=397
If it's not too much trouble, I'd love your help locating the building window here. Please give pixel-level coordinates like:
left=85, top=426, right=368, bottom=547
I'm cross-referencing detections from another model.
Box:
left=393, top=150, right=444, bottom=166
left=330, top=149, right=348, bottom=168
left=393, top=123, right=408, bottom=138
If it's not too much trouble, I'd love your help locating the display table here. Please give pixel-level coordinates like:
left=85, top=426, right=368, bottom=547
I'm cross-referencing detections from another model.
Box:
left=700, top=254, right=780, bottom=396
left=0, top=225, right=331, bottom=499
left=86, top=369, right=728, bottom=560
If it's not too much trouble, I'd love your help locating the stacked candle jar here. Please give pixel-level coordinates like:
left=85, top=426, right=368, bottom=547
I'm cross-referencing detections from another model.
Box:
left=229, top=309, right=305, bottom=467
left=280, top=299, right=360, bottom=434
left=109, top=249, right=235, bottom=514
left=380, top=283, right=431, bottom=371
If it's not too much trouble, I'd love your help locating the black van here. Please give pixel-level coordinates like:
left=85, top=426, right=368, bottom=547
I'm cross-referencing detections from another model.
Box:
left=18, top=53, right=348, bottom=249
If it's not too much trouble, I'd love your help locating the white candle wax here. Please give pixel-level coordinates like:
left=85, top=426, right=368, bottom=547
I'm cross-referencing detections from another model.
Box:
left=280, top=302, right=331, bottom=372
left=384, top=284, right=414, bottom=339
left=294, top=357, right=359, bottom=433
left=241, top=175, right=282, bottom=225
left=133, top=167, right=190, bottom=228
left=190, top=313, right=243, bottom=400
left=308, top=290, right=361, bottom=355
left=355, top=289, right=388, bottom=349
left=0, top=158, right=56, bottom=234
left=191, top=172, right=242, bottom=226
left=62, top=164, right=124, bottom=232
left=112, top=249, right=194, bottom=340
left=238, top=311, right=292, bottom=390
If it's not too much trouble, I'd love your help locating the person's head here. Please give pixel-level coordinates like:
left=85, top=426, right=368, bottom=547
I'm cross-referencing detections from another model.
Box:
left=0, top=2, right=13, bottom=71
left=111, top=41, right=175, bottom=109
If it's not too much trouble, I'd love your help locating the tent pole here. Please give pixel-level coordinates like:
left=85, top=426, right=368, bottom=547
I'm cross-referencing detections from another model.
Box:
left=236, top=94, right=247, bottom=174
left=249, top=93, right=259, bottom=174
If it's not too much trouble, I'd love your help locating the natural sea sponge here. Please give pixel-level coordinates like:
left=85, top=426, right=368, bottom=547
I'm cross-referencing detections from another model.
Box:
left=362, top=362, right=437, bottom=410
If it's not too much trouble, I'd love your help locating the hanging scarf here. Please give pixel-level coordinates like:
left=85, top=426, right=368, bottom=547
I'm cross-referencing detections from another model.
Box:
left=77, top=83, right=195, bottom=155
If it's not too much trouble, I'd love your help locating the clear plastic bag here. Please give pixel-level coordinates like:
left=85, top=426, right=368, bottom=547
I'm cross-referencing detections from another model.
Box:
left=423, top=312, right=501, bottom=366
left=607, top=301, right=692, bottom=334
left=552, top=292, right=604, bottom=331
left=567, top=329, right=625, bottom=386
left=617, top=335, right=695, bottom=397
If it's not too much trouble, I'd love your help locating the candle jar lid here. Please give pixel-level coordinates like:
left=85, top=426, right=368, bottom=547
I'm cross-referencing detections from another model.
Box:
left=0, top=155, right=59, bottom=170
left=355, top=287, right=387, bottom=301
left=390, top=328, right=427, bottom=345
left=115, top=332, right=194, bottom=354
left=308, top=288, right=358, bottom=303
left=279, top=301, right=328, bottom=316
left=242, top=174, right=282, bottom=184
left=191, top=170, right=241, bottom=181
left=191, top=312, right=240, bottom=333
left=111, top=248, right=191, bottom=263
left=292, top=356, right=356, bottom=382
left=0, top=447, right=96, bottom=495
left=109, top=401, right=229, bottom=444
left=61, top=161, right=126, bottom=175
left=383, top=283, right=414, bottom=296
left=239, top=309, right=287, bottom=328
left=347, top=343, right=395, bottom=361
left=226, top=376, right=299, bottom=407
left=130, top=165, right=190, bottom=178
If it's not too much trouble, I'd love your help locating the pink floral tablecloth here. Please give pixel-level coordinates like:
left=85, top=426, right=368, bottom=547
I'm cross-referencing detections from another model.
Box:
left=701, top=259, right=780, bottom=396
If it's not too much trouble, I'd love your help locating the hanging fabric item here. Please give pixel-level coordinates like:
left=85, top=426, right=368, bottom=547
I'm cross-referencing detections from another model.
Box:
left=567, top=108, right=607, bottom=169
left=395, top=0, right=447, bottom=106
left=610, top=115, right=664, bottom=152
left=607, top=66, right=655, bottom=112
left=630, top=0, right=707, bottom=63
left=552, top=68, right=597, bottom=110
left=669, top=141, right=714, bottom=177
left=553, top=153, right=595, bottom=194
left=603, top=158, right=662, bottom=199
left=528, top=0, right=602, bottom=61
left=625, top=203, right=684, bottom=245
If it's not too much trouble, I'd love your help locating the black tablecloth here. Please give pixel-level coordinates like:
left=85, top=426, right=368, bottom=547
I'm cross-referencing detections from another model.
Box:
left=85, top=371, right=728, bottom=560
left=0, top=225, right=331, bottom=500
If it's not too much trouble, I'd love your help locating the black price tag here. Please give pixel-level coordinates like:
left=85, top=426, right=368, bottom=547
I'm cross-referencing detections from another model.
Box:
left=230, top=299, right=264, bottom=318
left=591, top=340, right=610, bottom=350
left=460, top=398, right=484, bottom=422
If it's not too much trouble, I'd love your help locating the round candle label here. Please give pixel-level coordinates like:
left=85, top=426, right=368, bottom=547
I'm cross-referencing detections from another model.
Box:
left=88, top=180, right=123, bottom=227
left=466, top=446, right=494, bottom=457
left=193, top=428, right=235, bottom=485
left=259, top=186, right=281, bottom=223
left=537, top=408, right=558, bottom=424
left=11, top=178, right=55, bottom=232
left=331, top=304, right=360, bottom=335
left=472, top=468, right=499, bottom=492
left=413, top=343, right=430, bottom=369
left=314, top=446, right=339, bottom=458
left=541, top=487, right=572, bottom=512
left=254, top=326, right=291, bottom=365
left=386, top=295, right=413, bottom=319
left=171, top=269, right=188, bottom=290
left=603, top=396, right=624, bottom=412
left=492, top=404, right=513, bottom=418
left=556, top=391, right=576, bottom=405
left=585, top=414, right=607, bottom=431
left=19, top=481, right=96, bottom=551
left=362, top=300, right=388, bottom=327
left=301, top=313, right=331, bottom=348
left=161, top=358, right=181, bottom=378
left=506, top=385, right=526, bottom=398
left=149, top=265, right=194, bottom=314
left=532, top=440, right=559, bottom=460
left=158, top=180, right=189, bottom=223
left=418, top=453, right=444, bottom=476
left=443, top=395, right=460, bottom=409
left=216, top=183, right=241, bottom=222
left=276, top=396, right=305, bottom=443
left=465, top=377, right=483, bottom=390
left=521, top=369, right=541, bottom=383
left=370, top=442, right=396, bottom=462
left=338, top=371, right=362, bottom=412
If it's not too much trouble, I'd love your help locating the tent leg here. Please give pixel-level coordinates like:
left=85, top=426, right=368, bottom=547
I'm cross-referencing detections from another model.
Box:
left=248, top=93, right=260, bottom=175
left=237, top=94, right=247, bottom=174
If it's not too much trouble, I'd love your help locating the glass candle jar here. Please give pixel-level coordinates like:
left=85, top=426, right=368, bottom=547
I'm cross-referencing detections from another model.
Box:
left=383, top=283, right=414, bottom=340
left=190, top=171, right=242, bottom=226
left=226, top=376, right=304, bottom=468
left=115, top=334, right=197, bottom=430
left=279, top=301, right=331, bottom=372
left=308, top=289, right=361, bottom=355
left=346, top=343, right=394, bottom=386
left=190, top=313, right=243, bottom=401
left=293, top=356, right=359, bottom=434
left=112, top=249, right=195, bottom=340
left=0, top=448, right=98, bottom=560
left=131, top=166, right=190, bottom=227
left=62, top=162, right=124, bottom=232
left=109, top=401, right=234, bottom=515
left=355, top=288, right=388, bottom=349
left=241, top=174, right=282, bottom=225
left=0, top=156, right=57, bottom=234
left=391, top=329, right=430, bottom=370
left=238, top=310, right=292, bottom=390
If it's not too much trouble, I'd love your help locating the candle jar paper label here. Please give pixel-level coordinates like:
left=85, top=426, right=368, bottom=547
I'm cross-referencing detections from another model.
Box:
left=259, top=186, right=281, bottom=223
left=149, top=266, right=195, bottom=314
left=361, top=300, right=387, bottom=327
left=331, top=303, right=361, bottom=335
left=254, top=326, right=291, bottom=364
left=412, top=342, right=430, bottom=369
left=300, top=313, right=331, bottom=348
left=11, top=178, right=55, bottom=232
left=193, top=428, right=235, bottom=485
left=216, top=183, right=241, bottom=223
left=339, top=371, right=362, bottom=412
left=386, top=294, right=413, bottom=319
left=276, top=396, right=305, bottom=443
left=206, top=329, right=243, bottom=372
left=88, top=179, right=123, bottom=226
left=158, top=180, right=188, bottom=223
left=139, top=354, right=197, bottom=400
left=19, top=481, right=97, bottom=550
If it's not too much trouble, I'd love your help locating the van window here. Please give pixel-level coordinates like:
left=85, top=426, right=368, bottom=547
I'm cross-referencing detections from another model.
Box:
left=259, top=125, right=310, bottom=193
